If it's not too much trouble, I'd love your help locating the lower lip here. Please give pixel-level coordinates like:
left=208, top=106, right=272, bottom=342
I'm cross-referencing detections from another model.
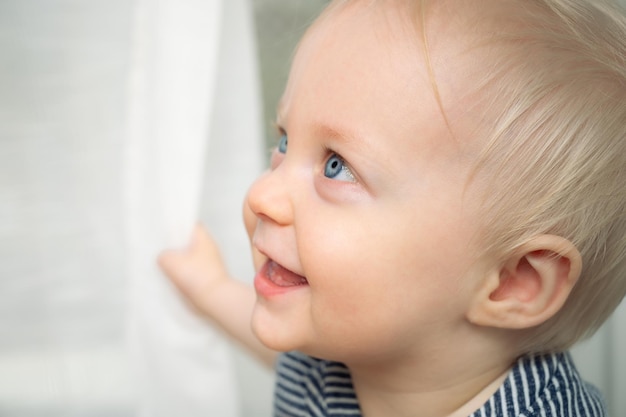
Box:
left=254, top=260, right=309, bottom=298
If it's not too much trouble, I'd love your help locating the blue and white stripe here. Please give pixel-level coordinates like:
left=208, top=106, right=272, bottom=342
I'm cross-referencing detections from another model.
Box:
left=275, top=352, right=360, bottom=416
left=273, top=350, right=606, bottom=417
left=469, top=352, right=606, bottom=417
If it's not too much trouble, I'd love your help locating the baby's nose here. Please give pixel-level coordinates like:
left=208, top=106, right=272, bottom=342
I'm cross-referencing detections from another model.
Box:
left=244, top=169, right=294, bottom=228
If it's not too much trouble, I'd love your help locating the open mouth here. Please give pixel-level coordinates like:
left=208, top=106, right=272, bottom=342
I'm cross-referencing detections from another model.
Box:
left=263, top=259, right=308, bottom=287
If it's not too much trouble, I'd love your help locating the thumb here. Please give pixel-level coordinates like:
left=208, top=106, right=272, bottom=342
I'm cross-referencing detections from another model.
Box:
left=189, top=222, right=221, bottom=259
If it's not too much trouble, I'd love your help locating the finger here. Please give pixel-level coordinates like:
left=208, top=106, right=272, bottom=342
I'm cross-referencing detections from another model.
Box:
left=157, top=249, right=185, bottom=277
left=190, top=223, right=222, bottom=257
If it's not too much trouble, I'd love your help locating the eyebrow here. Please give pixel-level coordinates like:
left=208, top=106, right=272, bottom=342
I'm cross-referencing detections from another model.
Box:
left=311, top=123, right=360, bottom=147
left=275, top=102, right=359, bottom=145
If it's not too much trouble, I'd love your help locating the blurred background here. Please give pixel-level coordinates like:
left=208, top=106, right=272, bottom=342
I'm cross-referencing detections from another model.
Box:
left=0, top=0, right=624, bottom=416
left=254, top=0, right=328, bottom=146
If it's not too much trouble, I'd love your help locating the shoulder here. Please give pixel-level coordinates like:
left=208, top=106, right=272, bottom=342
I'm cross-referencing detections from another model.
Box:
left=471, top=352, right=607, bottom=417
left=274, top=351, right=360, bottom=417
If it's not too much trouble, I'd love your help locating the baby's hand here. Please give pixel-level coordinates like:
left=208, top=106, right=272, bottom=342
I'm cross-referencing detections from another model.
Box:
left=159, top=223, right=275, bottom=364
left=158, top=223, right=230, bottom=314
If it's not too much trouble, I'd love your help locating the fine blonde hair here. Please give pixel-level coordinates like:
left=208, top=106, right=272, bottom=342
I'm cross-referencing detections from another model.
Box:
left=326, top=0, right=626, bottom=354
left=423, top=0, right=626, bottom=353
left=314, top=0, right=626, bottom=353
left=330, top=0, right=625, bottom=353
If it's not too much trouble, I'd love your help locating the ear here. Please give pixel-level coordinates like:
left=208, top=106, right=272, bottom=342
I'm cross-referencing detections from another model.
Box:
left=467, top=235, right=582, bottom=329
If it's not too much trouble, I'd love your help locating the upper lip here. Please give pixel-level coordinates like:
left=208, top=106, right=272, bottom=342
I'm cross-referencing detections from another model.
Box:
left=252, top=237, right=306, bottom=278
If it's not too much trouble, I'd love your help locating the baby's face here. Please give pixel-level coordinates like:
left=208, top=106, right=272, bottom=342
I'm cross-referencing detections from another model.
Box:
left=245, top=1, right=487, bottom=363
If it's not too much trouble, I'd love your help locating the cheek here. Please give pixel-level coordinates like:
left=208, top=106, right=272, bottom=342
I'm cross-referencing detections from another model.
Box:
left=302, top=211, right=465, bottom=311
left=301, top=218, right=414, bottom=313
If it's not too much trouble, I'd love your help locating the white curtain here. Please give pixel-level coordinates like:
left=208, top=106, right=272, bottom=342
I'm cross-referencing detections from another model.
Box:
left=0, top=0, right=271, bottom=415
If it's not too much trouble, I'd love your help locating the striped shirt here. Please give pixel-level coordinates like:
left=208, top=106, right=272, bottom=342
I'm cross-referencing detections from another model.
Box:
left=274, top=350, right=606, bottom=417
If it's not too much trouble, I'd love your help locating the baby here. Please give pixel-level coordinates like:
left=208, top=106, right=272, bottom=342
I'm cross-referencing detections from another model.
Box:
left=159, top=0, right=626, bottom=415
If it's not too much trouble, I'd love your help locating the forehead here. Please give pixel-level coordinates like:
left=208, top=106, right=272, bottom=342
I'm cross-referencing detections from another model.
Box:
left=280, top=2, right=450, bottom=149
left=278, top=1, right=487, bottom=175
left=282, top=2, right=423, bottom=104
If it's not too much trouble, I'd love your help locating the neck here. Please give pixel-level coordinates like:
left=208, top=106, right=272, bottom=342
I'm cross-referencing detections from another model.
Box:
left=347, top=347, right=514, bottom=417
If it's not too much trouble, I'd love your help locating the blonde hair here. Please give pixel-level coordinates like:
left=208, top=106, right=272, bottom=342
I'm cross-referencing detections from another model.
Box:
left=314, top=0, right=626, bottom=353
left=432, top=0, right=626, bottom=353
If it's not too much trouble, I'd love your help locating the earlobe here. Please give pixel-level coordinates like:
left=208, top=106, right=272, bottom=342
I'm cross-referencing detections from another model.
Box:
left=467, top=235, right=582, bottom=329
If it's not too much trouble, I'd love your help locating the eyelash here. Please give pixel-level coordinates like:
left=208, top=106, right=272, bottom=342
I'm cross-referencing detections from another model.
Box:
left=272, top=125, right=357, bottom=183
left=273, top=123, right=286, bottom=150
left=322, top=147, right=356, bottom=182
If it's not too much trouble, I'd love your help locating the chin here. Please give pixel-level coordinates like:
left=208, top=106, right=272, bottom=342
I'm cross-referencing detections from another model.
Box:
left=251, top=304, right=301, bottom=353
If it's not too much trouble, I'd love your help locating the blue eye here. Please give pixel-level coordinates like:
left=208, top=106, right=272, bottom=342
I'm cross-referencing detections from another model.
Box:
left=324, top=154, right=355, bottom=182
left=278, top=133, right=288, bottom=154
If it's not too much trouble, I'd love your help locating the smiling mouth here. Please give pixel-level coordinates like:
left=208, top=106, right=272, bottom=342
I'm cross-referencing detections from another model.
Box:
left=265, top=260, right=308, bottom=287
